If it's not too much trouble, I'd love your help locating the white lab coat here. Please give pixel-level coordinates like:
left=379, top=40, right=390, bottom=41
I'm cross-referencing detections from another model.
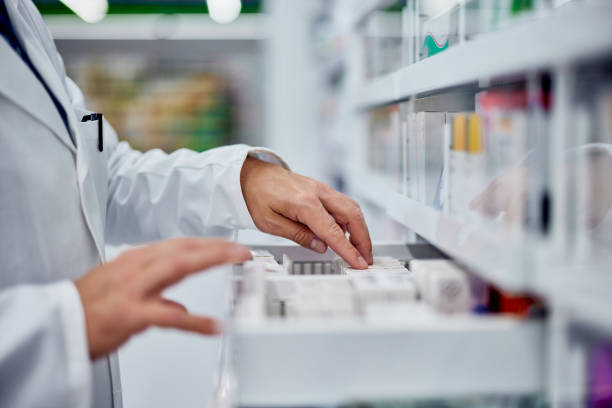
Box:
left=0, top=0, right=283, bottom=407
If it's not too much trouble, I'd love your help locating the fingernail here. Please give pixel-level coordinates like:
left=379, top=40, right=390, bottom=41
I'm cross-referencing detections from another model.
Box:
left=310, top=238, right=326, bottom=253
left=232, top=245, right=252, bottom=261
left=357, top=256, right=368, bottom=269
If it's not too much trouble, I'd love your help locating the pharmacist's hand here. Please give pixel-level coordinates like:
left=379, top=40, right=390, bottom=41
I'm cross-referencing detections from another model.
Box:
left=240, top=157, right=373, bottom=269
left=75, top=238, right=251, bottom=360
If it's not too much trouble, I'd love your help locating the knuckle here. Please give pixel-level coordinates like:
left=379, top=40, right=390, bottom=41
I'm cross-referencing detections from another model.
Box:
left=260, top=218, right=280, bottom=234
left=295, top=202, right=318, bottom=222
left=314, top=180, right=331, bottom=195
left=293, top=227, right=312, bottom=246
left=349, top=203, right=364, bottom=220
left=171, top=255, right=189, bottom=274
left=295, top=191, right=317, bottom=206
left=310, top=179, right=326, bottom=194
left=326, top=219, right=344, bottom=238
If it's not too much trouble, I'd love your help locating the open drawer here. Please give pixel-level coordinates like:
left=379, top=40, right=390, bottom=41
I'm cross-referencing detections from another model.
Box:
left=230, top=244, right=546, bottom=407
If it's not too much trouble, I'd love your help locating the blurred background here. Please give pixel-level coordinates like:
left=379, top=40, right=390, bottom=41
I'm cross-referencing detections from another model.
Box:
left=35, top=0, right=612, bottom=407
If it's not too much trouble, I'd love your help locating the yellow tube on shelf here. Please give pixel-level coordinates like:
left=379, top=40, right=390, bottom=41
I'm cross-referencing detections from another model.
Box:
left=468, top=113, right=483, bottom=154
left=452, top=114, right=467, bottom=151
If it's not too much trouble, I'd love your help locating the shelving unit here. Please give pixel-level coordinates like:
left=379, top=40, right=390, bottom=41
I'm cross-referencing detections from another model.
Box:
left=536, top=270, right=612, bottom=340
left=355, top=1, right=612, bottom=108
left=229, top=244, right=547, bottom=406
left=326, top=1, right=611, bottom=407
left=227, top=1, right=612, bottom=407
left=344, top=0, right=612, bottom=296
left=387, top=193, right=533, bottom=291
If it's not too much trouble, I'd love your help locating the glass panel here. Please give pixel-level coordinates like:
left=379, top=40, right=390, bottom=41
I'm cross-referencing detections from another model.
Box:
left=567, top=66, right=612, bottom=267
left=368, top=104, right=402, bottom=191
left=362, top=8, right=403, bottom=79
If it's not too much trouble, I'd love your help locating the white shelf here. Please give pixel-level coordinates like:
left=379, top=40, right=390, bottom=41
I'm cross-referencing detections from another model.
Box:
left=44, top=13, right=266, bottom=41
left=387, top=194, right=532, bottom=292
left=233, top=316, right=545, bottom=406
left=353, top=180, right=612, bottom=333
left=352, top=0, right=398, bottom=26
left=347, top=172, right=529, bottom=292
left=355, top=1, right=612, bottom=108
left=535, top=269, right=612, bottom=339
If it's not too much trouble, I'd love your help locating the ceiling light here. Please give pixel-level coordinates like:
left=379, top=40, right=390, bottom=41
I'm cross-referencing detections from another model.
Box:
left=207, top=0, right=242, bottom=24
left=60, top=0, right=108, bottom=23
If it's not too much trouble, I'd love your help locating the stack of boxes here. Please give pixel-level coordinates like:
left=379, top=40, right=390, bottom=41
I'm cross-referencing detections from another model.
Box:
left=236, top=253, right=483, bottom=322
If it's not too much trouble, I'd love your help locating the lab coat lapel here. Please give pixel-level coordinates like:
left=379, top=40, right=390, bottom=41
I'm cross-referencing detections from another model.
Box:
left=4, top=0, right=106, bottom=261
left=4, top=0, right=77, bottom=153
left=0, top=39, right=75, bottom=153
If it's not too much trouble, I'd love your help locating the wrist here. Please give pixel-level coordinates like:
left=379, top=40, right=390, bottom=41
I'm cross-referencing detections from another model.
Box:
left=240, top=156, right=281, bottom=200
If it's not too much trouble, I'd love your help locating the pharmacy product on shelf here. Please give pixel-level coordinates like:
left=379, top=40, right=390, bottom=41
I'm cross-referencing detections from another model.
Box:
left=234, top=261, right=267, bottom=323
left=447, top=111, right=488, bottom=219
left=448, top=113, right=468, bottom=217
left=282, top=253, right=334, bottom=275
left=248, top=250, right=285, bottom=274
left=351, top=271, right=418, bottom=319
left=468, top=273, right=490, bottom=314
left=335, top=256, right=408, bottom=275
left=416, top=112, right=447, bottom=208
left=419, top=2, right=461, bottom=60
left=238, top=249, right=490, bottom=321
left=476, top=90, right=528, bottom=175
left=266, top=275, right=355, bottom=318
left=487, top=287, right=538, bottom=317
left=250, top=249, right=277, bottom=264
left=465, top=113, right=486, bottom=217
left=588, top=343, right=612, bottom=407
left=475, top=89, right=530, bottom=225
left=410, top=259, right=471, bottom=314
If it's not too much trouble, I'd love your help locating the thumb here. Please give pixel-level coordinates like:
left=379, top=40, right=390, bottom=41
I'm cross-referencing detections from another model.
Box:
left=269, top=213, right=328, bottom=253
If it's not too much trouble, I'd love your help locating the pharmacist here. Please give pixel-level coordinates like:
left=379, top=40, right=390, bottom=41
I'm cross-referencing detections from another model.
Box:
left=0, top=0, right=373, bottom=407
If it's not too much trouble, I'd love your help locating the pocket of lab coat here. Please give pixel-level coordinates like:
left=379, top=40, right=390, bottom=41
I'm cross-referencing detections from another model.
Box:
left=76, top=111, right=108, bottom=228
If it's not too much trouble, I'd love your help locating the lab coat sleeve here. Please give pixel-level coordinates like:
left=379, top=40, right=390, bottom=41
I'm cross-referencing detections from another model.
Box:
left=0, top=281, right=91, bottom=408
left=63, top=78, right=287, bottom=245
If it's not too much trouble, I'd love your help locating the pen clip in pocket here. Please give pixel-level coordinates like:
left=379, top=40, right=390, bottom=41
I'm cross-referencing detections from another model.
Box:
left=81, top=113, right=104, bottom=152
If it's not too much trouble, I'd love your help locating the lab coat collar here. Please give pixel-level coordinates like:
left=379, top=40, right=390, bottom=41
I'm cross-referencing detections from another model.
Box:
left=2, top=0, right=77, bottom=154
left=0, top=39, right=76, bottom=153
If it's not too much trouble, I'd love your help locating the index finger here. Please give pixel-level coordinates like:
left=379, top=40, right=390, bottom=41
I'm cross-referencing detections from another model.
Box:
left=143, top=238, right=251, bottom=294
left=298, top=201, right=369, bottom=269
left=318, top=189, right=373, bottom=264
